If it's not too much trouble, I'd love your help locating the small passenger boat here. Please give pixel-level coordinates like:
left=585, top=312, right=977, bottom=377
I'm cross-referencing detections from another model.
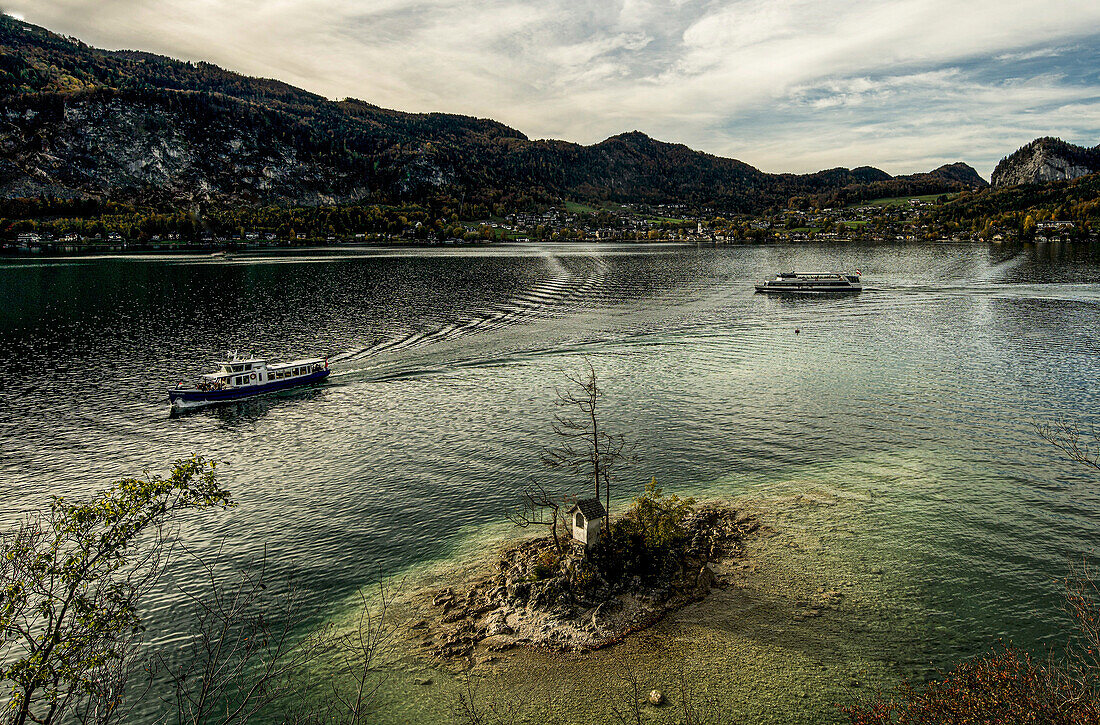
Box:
left=755, top=271, right=862, bottom=294
left=168, top=352, right=329, bottom=409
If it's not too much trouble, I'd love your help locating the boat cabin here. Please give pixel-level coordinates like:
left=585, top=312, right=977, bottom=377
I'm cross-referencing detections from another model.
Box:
left=193, top=355, right=326, bottom=391
left=755, top=270, right=862, bottom=294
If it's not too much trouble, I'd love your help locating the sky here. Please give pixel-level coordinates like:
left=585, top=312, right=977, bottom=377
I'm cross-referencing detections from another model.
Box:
left=5, top=0, right=1100, bottom=178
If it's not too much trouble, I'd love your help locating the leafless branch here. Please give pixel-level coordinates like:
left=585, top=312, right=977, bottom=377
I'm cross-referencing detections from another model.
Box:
left=540, top=359, right=634, bottom=523
left=1037, top=420, right=1100, bottom=472
left=156, top=549, right=334, bottom=725
left=453, top=672, right=529, bottom=725
left=674, top=660, right=731, bottom=725
left=606, top=660, right=646, bottom=725
left=506, top=482, right=573, bottom=553
left=324, top=575, right=399, bottom=724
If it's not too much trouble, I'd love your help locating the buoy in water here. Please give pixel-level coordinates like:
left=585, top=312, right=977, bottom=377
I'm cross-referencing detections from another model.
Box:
left=795, top=328, right=800, bottom=334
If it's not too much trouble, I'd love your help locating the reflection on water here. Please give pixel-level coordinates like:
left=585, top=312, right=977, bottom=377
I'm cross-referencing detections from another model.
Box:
left=2, top=242, right=1100, bottom=720
left=1029, top=238, right=1100, bottom=264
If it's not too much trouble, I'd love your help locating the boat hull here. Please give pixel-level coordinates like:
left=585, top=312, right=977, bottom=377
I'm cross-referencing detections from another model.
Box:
left=169, top=369, right=330, bottom=408
left=755, top=283, right=861, bottom=294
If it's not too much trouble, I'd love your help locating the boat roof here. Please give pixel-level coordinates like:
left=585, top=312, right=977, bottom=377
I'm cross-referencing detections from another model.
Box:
left=200, top=357, right=324, bottom=376
left=771, top=273, right=857, bottom=280
left=269, top=358, right=325, bottom=368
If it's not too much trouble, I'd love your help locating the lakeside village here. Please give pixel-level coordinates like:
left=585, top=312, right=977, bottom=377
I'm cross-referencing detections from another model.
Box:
left=2, top=194, right=1092, bottom=254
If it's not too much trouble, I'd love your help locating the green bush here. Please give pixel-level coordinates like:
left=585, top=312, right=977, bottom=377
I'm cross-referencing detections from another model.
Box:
left=596, top=478, right=696, bottom=584
left=617, top=477, right=696, bottom=553
left=531, top=548, right=561, bottom=580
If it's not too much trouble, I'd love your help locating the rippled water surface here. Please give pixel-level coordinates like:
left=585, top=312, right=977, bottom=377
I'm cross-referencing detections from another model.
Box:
left=2, top=241, right=1100, bottom=718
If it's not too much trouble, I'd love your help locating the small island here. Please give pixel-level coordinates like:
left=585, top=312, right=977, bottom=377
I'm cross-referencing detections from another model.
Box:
left=410, top=484, right=763, bottom=662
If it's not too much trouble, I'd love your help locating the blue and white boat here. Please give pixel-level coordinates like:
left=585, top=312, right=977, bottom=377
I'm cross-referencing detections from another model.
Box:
left=168, top=352, right=330, bottom=409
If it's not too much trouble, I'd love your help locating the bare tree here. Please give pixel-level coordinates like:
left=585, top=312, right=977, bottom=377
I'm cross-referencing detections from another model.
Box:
left=673, top=661, right=731, bottom=725
left=1038, top=420, right=1100, bottom=472
left=159, top=551, right=333, bottom=725
left=160, top=552, right=400, bottom=725
left=453, top=672, right=527, bottom=725
left=605, top=661, right=646, bottom=725
left=541, top=360, right=631, bottom=522
left=325, top=578, right=398, bottom=724
left=506, top=482, right=573, bottom=554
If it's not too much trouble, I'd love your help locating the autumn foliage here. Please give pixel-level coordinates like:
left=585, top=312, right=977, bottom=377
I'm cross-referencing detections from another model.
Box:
left=843, top=564, right=1100, bottom=725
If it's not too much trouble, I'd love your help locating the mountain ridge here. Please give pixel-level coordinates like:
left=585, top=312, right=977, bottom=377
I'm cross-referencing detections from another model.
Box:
left=0, top=14, right=987, bottom=212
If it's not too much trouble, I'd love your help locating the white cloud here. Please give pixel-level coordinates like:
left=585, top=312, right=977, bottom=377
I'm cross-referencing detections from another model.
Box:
left=7, top=0, right=1100, bottom=176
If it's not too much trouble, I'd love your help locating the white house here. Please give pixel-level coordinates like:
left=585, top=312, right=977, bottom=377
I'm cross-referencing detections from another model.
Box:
left=569, top=499, right=606, bottom=550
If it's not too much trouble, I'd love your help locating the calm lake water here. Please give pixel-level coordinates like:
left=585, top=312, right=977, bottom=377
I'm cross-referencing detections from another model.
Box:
left=2, top=241, right=1099, bottom=719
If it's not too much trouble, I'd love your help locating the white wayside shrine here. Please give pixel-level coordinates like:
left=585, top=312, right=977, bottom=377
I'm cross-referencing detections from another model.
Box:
left=569, top=499, right=607, bottom=550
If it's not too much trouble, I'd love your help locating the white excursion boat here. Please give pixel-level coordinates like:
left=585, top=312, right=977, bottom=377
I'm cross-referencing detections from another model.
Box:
left=168, top=352, right=330, bottom=409
left=755, top=271, right=863, bottom=294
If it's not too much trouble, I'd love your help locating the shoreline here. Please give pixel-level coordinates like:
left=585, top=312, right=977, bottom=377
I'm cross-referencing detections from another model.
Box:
left=320, top=488, right=928, bottom=725
left=0, top=237, right=1019, bottom=259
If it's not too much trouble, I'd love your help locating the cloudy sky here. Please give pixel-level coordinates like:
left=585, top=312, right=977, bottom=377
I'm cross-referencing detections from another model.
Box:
left=6, top=0, right=1100, bottom=177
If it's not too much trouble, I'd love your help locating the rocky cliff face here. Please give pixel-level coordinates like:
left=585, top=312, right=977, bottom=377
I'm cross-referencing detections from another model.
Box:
left=0, top=92, right=380, bottom=205
left=991, top=137, right=1100, bottom=188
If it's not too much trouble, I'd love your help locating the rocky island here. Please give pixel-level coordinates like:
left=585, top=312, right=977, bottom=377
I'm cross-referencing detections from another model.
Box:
left=405, top=486, right=763, bottom=665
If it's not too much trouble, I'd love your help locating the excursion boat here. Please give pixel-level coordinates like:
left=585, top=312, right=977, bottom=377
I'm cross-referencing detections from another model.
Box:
left=168, top=352, right=330, bottom=409
left=755, top=271, right=862, bottom=294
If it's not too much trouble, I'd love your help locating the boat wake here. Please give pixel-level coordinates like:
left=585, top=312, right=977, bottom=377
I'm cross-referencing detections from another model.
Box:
left=328, top=253, right=610, bottom=367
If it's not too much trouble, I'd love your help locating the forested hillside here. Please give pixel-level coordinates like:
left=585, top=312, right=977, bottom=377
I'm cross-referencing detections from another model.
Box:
left=0, top=14, right=986, bottom=217
left=923, top=171, right=1100, bottom=239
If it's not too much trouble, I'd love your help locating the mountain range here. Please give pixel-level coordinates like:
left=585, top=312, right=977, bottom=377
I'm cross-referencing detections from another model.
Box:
left=0, top=15, right=991, bottom=213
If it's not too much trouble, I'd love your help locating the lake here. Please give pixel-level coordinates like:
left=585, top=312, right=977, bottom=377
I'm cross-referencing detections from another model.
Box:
left=2, top=241, right=1099, bottom=721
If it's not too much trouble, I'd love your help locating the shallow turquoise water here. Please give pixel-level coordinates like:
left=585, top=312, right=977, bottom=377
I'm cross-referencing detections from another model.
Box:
left=2, top=241, right=1099, bottom=713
